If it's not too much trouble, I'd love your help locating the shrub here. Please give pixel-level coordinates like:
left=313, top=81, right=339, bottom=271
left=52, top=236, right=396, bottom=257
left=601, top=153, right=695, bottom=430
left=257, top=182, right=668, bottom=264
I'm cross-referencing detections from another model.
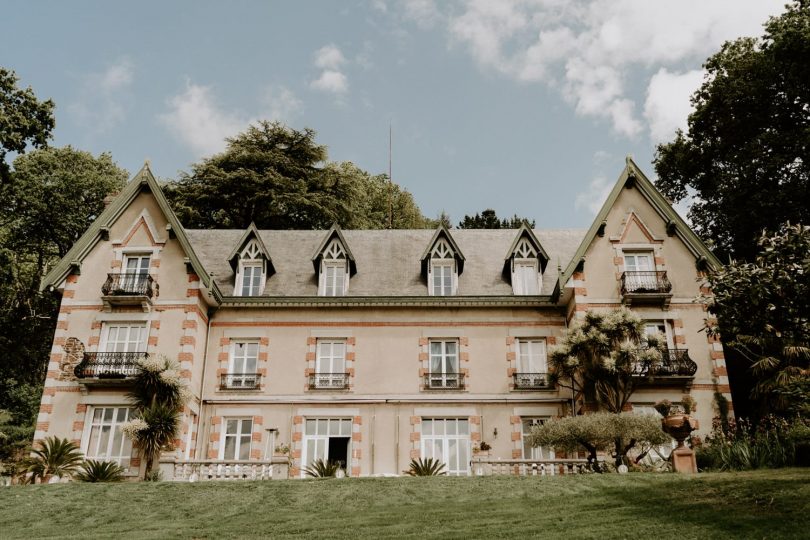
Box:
left=405, top=458, right=446, bottom=476
left=304, top=459, right=342, bottom=478
left=75, top=460, right=125, bottom=482
left=23, top=437, right=84, bottom=483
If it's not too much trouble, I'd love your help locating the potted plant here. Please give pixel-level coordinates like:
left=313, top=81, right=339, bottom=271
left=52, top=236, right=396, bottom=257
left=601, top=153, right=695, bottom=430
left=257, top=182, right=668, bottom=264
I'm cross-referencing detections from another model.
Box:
left=273, top=443, right=290, bottom=457
left=655, top=396, right=699, bottom=446
left=473, top=441, right=492, bottom=457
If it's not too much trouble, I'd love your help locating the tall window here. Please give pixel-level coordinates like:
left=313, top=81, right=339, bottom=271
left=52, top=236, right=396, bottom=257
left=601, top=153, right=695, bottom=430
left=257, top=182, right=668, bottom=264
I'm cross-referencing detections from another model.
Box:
left=302, top=418, right=352, bottom=476
left=221, top=418, right=253, bottom=460
left=517, top=339, right=547, bottom=373
left=623, top=251, right=656, bottom=292
left=102, top=324, right=147, bottom=353
left=228, top=341, right=259, bottom=388
left=319, top=239, right=348, bottom=296
left=123, top=254, right=151, bottom=290
left=428, top=340, right=460, bottom=388
left=239, top=263, right=263, bottom=296
left=421, top=418, right=470, bottom=476
left=644, top=321, right=674, bottom=349
left=623, top=252, right=654, bottom=271
left=512, top=238, right=540, bottom=295
left=314, top=339, right=347, bottom=388
left=521, top=418, right=554, bottom=460
left=429, top=239, right=457, bottom=296
left=85, top=407, right=135, bottom=469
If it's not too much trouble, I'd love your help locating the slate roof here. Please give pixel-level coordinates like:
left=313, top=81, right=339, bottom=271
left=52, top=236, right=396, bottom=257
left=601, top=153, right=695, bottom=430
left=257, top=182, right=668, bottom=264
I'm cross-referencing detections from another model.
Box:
left=185, top=228, right=587, bottom=297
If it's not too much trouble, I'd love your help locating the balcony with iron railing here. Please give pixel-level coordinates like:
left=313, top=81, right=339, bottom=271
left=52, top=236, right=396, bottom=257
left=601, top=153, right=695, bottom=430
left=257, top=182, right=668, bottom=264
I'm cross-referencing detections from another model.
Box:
left=632, top=349, right=698, bottom=384
left=220, top=373, right=262, bottom=390
left=74, top=351, right=146, bottom=382
left=308, top=373, right=350, bottom=390
left=423, top=372, right=466, bottom=390
left=512, top=372, right=553, bottom=390
left=620, top=271, right=672, bottom=306
left=101, top=273, right=157, bottom=311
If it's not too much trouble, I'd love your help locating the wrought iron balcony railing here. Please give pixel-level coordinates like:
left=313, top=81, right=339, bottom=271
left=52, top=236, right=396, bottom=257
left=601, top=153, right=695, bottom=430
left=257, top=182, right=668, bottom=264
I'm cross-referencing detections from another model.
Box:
left=423, top=372, right=466, bottom=390
left=101, top=273, right=155, bottom=298
left=621, top=271, right=672, bottom=295
left=308, top=372, right=350, bottom=390
left=632, top=349, right=697, bottom=378
left=220, top=373, right=262, bottom=390
left=74, top=351, right=146, bottom=379
left=512, top=372, right=552, bottom=390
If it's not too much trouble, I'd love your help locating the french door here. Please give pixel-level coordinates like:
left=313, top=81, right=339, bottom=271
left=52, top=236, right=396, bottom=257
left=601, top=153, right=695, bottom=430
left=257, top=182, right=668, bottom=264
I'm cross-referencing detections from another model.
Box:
left=302, top=418, right=352, bottom=476
left=421, top=418, right=470, bottom=476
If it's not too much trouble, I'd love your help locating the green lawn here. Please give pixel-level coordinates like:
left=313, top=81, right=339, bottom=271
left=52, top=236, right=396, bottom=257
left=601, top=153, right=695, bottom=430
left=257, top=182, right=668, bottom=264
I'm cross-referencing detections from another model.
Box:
left=1, top=469, right=808, bottom=539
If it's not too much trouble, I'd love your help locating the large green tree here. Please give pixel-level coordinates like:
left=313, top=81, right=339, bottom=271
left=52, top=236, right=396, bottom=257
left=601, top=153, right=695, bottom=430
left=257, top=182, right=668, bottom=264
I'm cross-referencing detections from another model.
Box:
left=0, top=68, right=55, bottom=182
left=654, top=2, right=810, bottom=262
left=704, top=224, right=810, bottom=415
left=165, top=121, right=430, bottom=230
left=457, top=209, right=535, bottom=229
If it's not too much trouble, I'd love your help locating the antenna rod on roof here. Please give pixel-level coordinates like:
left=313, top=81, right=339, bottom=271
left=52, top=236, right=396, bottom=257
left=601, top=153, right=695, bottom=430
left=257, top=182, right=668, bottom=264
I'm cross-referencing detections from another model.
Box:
left=388, top=122, right=393, bottom=229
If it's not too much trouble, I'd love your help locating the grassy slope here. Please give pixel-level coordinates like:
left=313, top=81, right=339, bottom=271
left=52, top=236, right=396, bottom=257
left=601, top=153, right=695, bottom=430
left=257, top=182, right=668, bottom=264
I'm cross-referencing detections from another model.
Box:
left=1, top=469, right=808, bottom=539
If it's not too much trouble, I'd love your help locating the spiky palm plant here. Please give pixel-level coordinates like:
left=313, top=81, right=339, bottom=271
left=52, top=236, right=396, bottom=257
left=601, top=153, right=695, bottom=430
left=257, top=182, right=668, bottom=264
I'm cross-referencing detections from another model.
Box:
left=75, top=460, right=125, bottom=482
left=24, top=437, right=84, bottom=483
left=304, top=459, right=342, bottom=478
left=123, top=355, right=188, bottom=479
left=405, top=457, right=446, bottom=476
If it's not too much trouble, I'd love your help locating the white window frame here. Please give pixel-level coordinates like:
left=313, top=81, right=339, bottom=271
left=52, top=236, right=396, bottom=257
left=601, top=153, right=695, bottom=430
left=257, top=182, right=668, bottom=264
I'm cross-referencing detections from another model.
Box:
left=220, top=417, right=253, bottom=461
left=123, top=253, right=151, bottom=275
left=235, top=260, right=265, bottom=297
left=313, top=339, right=347, bottom=388
left=318, top=239, right=350, bottom=297
left=428, top=339, right=460, bottom=388
left=227, top=341, right=260, bottom=388
left=100, top=323, right=148, bottom=354
left=302, top=417, right=353, bottom=477
left=428, top=238, right=458, bottom=296
left=643, top=320, right=675, bottom=349
left=421, top=418, right=471, bottom=476
left=521, top=417, right=555, bottom=461
left=512, top=259, right=540, bottom=295
left=81, top=406, right=136, bottom=470
left=623, top=251, right=654, bottom=272
left=516, top=338, right=547, bottom=373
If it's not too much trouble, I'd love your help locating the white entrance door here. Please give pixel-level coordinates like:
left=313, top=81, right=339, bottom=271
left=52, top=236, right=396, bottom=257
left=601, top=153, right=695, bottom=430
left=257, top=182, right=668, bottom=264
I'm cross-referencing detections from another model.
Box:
left=302, top=418, right=353, bottom=476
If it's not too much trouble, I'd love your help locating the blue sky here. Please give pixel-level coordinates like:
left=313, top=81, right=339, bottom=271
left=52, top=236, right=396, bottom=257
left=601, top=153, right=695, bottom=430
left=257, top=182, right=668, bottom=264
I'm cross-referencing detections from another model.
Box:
left=1, top=0, right=786, bottom=228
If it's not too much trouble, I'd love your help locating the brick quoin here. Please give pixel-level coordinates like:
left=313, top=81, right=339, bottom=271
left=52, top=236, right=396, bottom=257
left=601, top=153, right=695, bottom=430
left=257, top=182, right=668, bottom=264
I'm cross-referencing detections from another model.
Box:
left=62, top=290, right=75, bottom=298
left=178, top=352, right=194, bottom=362
left=188, top=274, right=200, bottom=282
left=182, top=320, right=198, bottom=329
left=150, top=320, right=161, bottom=329
left=66, top=274, right=79, bottom=284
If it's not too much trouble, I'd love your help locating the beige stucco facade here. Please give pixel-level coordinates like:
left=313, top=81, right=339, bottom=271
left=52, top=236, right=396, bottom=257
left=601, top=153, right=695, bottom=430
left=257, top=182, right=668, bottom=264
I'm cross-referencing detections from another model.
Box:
left=35, top=160, right=732, bottom=478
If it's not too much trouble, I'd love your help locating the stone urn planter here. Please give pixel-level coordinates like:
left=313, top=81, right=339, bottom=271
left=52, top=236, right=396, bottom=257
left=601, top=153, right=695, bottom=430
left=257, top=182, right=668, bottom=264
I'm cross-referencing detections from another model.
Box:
left=656, top=396, right=699, bottom=474
left=662, top=414, right=699, bottom=448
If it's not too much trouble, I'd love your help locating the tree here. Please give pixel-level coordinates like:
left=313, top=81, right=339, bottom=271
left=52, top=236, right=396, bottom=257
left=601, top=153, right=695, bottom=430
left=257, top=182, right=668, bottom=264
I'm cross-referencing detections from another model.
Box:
left=654, top=2, right=810, bottom=262
left=529, top=412, right=669, bottom=469
left=23, top=437, right=84, bottom=483
left=548, top=308, right=665, bottom=414
left=704, top=224, right=810, bottom=415
left=165, top=121, right=430, bottom=230
left=457, top=209, right=535, bottom=229
left=0, top=67, right=55, bottom=182
left=122, top=355, right=189, bottom=479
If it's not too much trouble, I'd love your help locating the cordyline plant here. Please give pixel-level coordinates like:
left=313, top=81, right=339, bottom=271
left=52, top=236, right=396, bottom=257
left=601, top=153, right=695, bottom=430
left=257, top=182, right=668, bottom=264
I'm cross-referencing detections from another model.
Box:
left=549, top=308, right=665, bottom=414
left=121, top=355, right=190, bottom=479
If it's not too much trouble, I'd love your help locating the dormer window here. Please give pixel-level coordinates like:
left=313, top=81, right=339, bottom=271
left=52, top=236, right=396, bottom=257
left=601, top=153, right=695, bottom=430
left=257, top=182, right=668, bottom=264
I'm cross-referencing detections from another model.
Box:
left=312, top=225, right=356, bottom=297
left=228, top=224, right=274, bottom=298
left=512, top=239, right=539, bottom=295
left=505, top=225, right=549, bottom=296
left=235, top=240, right=266, bottom=297
left=320, top=239, right=349, bottom=296
left=429, top=239, right=457, bottom=296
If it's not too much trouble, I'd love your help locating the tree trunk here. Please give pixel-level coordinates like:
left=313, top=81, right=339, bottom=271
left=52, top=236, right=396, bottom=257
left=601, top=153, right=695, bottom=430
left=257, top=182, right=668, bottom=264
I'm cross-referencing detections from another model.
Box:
left=144, top=452, right=154, bottom=480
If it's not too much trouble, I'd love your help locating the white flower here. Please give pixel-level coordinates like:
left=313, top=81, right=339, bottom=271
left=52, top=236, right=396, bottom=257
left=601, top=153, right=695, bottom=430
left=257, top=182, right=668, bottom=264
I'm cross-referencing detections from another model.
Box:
left=159, top=370, right=181, bottom=387
left=121, top=418, right=148, bottom=439
left=138, top=356, right=165, bottom=373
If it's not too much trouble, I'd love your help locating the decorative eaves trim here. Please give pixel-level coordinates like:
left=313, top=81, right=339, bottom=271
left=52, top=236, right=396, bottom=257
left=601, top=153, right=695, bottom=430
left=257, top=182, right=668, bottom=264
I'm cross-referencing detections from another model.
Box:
left=503, top=222, right=550, bottom=271
left=226, top=222, right=275, bottom=273
left=419, top=225, right=466, bottom=275
left=310, top=224, right=357, bottom=275
left=220, top=295, right=555, bottom=308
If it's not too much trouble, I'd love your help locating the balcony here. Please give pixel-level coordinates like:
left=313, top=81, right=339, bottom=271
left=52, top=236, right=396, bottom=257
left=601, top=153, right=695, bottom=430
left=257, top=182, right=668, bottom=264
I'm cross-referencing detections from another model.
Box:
left=220, top=373, right=262, bottom=390
left=423, top=372, right=466, bottom=390
left=620, top=271, right=672, bottom=306
left=512, top=372, right=553, bottom=390
left=633, top=349, right=698, bottom=385
left=308, top=372, right=350, bottom=390
left=101, top=273, right=156, bottom=311
left=74, top=351, right=145, bottom=383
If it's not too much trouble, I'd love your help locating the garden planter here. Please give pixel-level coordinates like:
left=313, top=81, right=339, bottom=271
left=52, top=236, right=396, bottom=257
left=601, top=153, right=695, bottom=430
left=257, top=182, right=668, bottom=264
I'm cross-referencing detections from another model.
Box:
left=662, top=414, right=699, bottom=473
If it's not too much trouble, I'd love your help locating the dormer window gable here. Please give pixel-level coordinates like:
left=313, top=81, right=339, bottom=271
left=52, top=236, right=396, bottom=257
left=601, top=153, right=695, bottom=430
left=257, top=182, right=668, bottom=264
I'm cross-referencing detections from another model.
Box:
left=505, top=225, right=549, bottom=296
left=228, top=224, right=274, bottom=297
left=420, top=227, right=465, bottom=296
left=312, top=225, right=356, bottom=297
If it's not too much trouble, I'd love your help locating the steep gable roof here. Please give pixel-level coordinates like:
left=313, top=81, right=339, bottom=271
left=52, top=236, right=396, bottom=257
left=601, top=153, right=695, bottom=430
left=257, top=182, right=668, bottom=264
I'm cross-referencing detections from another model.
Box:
left=311, top=224, right=357, bottom=275
left=420, top=225, right=466, bottom=274
left=504, top=222, right=550, bottom=271
left=559, top=157, right=722, bottom=288
left=40, top=163, right=216, bottom=296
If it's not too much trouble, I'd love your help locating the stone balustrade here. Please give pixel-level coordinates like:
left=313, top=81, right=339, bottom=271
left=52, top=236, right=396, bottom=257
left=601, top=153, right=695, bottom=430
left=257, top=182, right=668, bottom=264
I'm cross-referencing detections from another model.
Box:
left=471, top=458, right=600, bottom=476
left=161, top=458, right=290, bottom=481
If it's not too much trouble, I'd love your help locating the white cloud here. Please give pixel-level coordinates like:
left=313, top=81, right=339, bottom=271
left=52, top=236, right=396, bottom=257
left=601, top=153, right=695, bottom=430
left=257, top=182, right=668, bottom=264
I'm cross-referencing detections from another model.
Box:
left=435, top=0, right=784, bottom=139
left=159, top=83, right=246, bottom=157
left=576, top=174, right=612, bottom=215
left=402, top=0, right=442, bottom=29
left=68, top=58, right=134, bottom=133
left=644, top=68, right=704, bottom=143
left=311, top=44, right=350, bottom=95
left=261, top=85, right=303, bottom=121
